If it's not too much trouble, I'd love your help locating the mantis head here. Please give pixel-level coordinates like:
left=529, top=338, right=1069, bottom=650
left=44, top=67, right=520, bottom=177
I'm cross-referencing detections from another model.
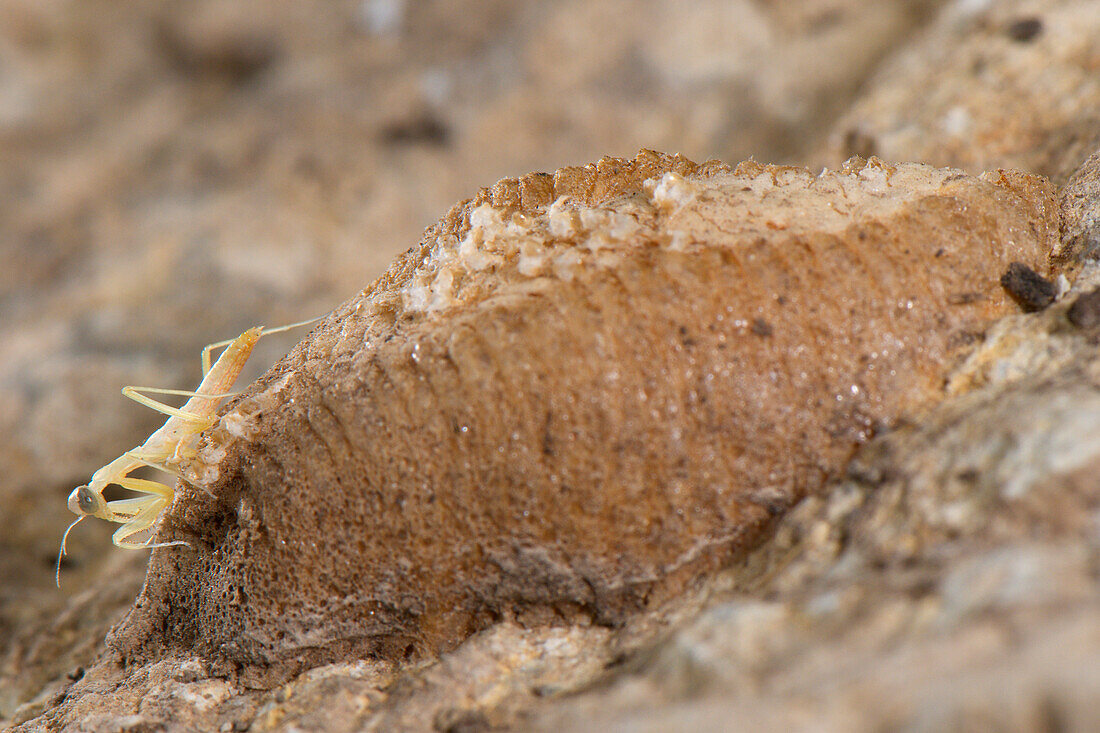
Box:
left=58, top=484, right=104, bottom=587
left=67, top=484, right=106, bottom=518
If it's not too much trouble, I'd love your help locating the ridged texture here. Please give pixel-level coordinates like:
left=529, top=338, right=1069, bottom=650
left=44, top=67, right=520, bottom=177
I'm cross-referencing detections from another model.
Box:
left=110, top=151, right=1058, bottom=684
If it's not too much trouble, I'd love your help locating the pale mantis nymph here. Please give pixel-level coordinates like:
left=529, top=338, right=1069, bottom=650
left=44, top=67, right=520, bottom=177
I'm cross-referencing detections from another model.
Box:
left=56, top=319, right=317, bottom=586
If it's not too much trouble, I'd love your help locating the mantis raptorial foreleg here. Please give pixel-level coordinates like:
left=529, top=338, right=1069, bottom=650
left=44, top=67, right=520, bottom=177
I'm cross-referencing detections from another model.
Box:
left=56, top=477, right=186, bottom=585
left=107, top=477, right=187, bottom=549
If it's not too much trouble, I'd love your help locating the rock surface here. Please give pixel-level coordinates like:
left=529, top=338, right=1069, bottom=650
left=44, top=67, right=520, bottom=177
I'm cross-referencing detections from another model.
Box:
left=818, top=0, right=1100, bottom=184
left=5, top=0, right=1100, bottom=730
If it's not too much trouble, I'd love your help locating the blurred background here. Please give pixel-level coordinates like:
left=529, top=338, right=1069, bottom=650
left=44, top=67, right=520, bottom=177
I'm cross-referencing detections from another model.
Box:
left=9, top=0, right=1099, bottom=718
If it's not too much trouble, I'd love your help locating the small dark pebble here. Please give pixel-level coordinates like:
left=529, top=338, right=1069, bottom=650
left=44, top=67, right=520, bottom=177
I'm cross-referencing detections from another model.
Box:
left=67, top=666, right=85, bottom=682
left=1000, top=262, right=1056, bottom=312
left=1068, top=288, right=1100, bottom=329
left=751, top=318, right=773, bottom=337
left=1006, top=16, right=1043, bottom=42
left=156, top=21, right=278, bottom=82
left=380, top=113, right=450, bottom=147
left=956, top=468, right=981, bottom=483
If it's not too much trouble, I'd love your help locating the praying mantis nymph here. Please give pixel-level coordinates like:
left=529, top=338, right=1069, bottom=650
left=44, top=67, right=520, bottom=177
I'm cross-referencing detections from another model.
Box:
left=56, top=318, right=318, bottom=586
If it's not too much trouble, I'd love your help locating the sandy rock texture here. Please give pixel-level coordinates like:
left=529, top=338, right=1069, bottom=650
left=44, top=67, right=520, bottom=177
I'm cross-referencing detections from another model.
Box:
left=5, top=0, right=1100, bottom=730
left=818, top=0, right=1100, bottom=184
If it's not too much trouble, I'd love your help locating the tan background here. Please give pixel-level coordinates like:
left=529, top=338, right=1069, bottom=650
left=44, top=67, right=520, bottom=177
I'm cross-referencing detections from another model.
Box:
left=6, top=0, right=1100, bottom=728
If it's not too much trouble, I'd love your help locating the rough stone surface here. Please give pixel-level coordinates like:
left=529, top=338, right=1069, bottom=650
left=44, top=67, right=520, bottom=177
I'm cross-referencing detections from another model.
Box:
left=6, top=0, right=1100, bottom=731
left=818, top=0, right=1100, bottom=184
left=1058, top=148, right=1100, bottom=266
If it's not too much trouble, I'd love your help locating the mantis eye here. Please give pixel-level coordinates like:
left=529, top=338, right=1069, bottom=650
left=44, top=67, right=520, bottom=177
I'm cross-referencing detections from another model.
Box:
left=68, top=485, right=99, bottom=516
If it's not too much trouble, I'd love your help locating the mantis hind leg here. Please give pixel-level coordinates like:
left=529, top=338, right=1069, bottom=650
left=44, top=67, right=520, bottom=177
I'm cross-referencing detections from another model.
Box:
left=121, top=385, right=227, bottom=426
left=201, top=316, right=321, bottom=375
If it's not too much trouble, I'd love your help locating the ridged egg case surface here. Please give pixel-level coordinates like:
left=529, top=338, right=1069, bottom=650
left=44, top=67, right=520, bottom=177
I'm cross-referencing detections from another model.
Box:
left=111, top=151, right=1057, bottom=681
